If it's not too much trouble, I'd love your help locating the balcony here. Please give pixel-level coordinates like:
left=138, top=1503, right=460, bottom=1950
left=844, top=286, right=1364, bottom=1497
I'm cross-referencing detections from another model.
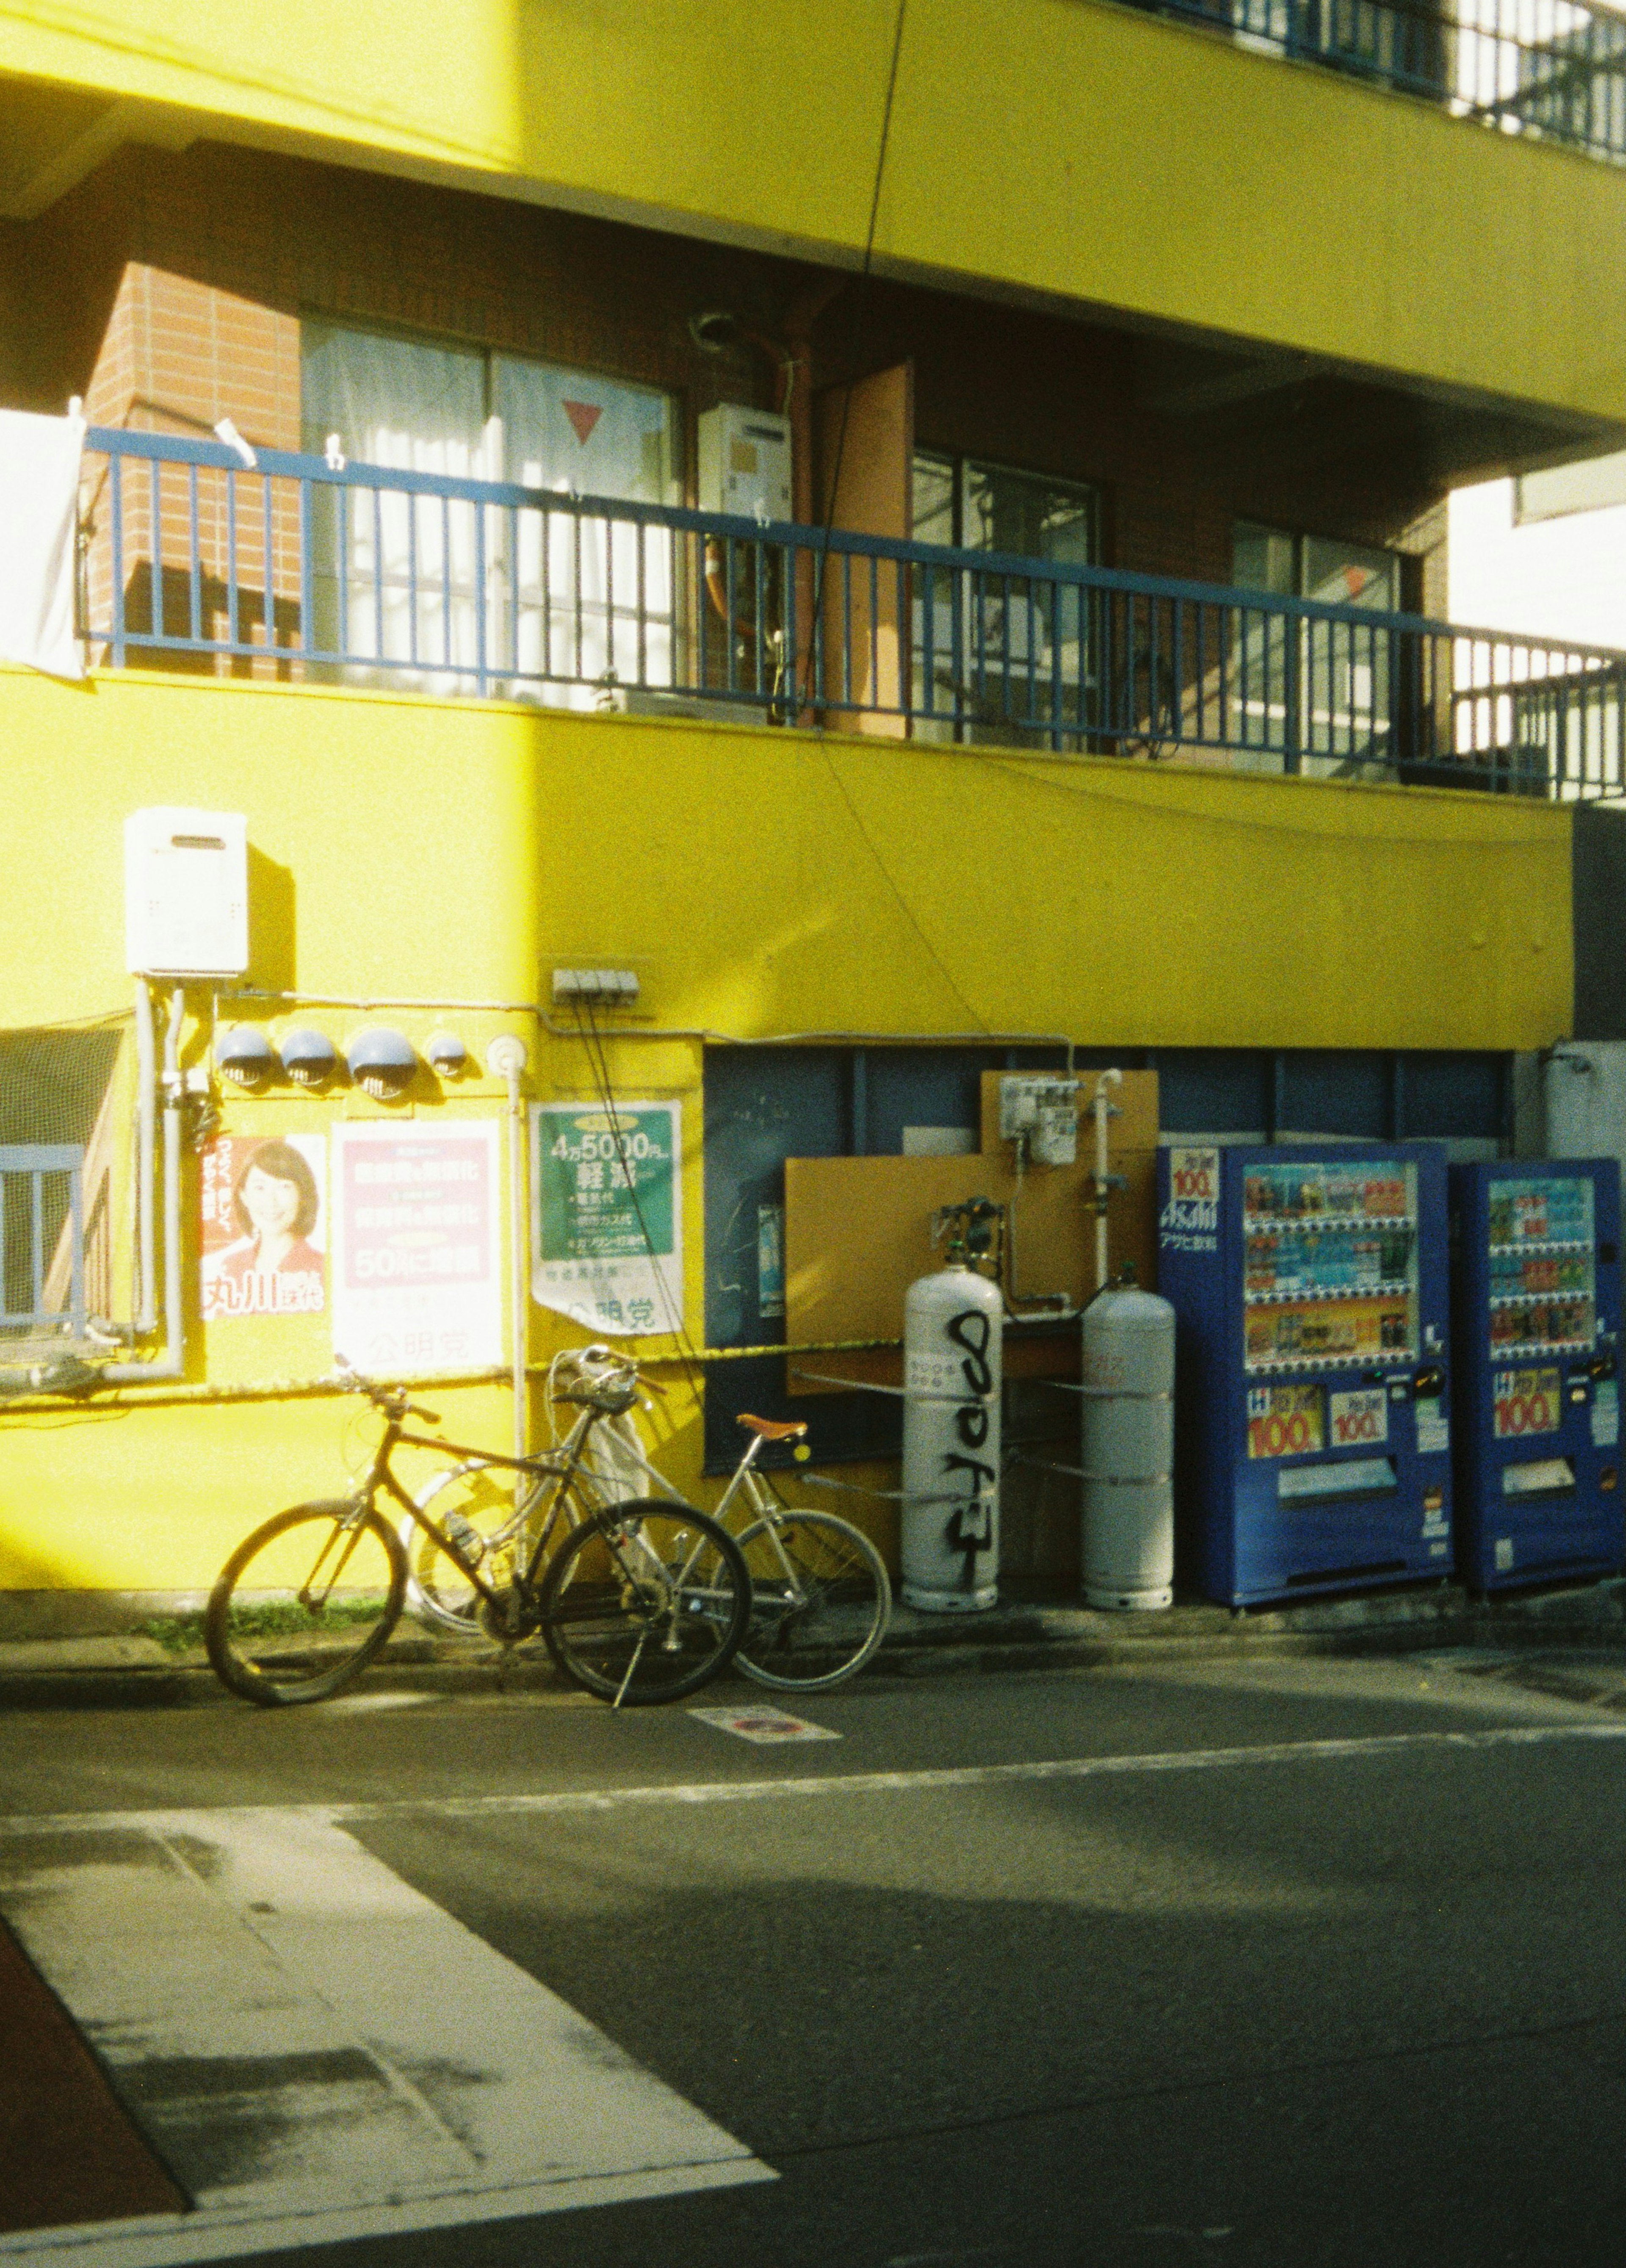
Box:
left=80, top=426, right=1626, bottom=800
left=1139, top=0, right=1626, bottom=165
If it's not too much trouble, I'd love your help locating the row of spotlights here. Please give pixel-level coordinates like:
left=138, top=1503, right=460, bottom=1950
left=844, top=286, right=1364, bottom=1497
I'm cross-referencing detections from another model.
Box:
left=216, top=1025, right=472, bottom=1099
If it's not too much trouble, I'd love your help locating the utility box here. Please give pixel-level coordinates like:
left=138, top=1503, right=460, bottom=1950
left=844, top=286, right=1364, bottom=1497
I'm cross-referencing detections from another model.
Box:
left=1546, top=1044, right=1626, bottom=1201
left=697, top=404, right=793, bottom=523
left=125, top=808, right=249, bottom=979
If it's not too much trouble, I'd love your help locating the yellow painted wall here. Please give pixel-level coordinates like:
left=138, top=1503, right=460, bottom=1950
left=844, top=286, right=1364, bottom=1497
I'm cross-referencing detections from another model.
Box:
left=3, top=0, right=1626, bottom=426
left=0, top=661, right=1573, bottom=1598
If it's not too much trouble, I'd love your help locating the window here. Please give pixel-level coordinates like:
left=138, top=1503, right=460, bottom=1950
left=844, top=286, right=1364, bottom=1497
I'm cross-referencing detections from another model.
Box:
left=911, top=451, right=1101, bottom=748
left=1232, top=520, right=1402, bottom=776
left=301, top=323, right=681, bottom=702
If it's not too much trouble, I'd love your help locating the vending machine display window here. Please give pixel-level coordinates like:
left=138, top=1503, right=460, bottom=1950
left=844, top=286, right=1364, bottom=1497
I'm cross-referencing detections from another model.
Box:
left=1450, top=1160, right=1622, bottom=1592
left=1159, top=1143, right=1452, bottom=1608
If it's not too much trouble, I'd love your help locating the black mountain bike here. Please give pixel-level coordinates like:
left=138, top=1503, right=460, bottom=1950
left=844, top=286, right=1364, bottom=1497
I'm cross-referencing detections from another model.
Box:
left=205, top=1365, right=750, bottom=1709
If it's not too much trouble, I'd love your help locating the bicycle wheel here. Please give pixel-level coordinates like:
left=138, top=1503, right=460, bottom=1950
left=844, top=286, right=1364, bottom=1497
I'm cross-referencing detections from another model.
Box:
left=404, top=1462, right=548, bottom=1633
left=539, top=1497, right=749, bottom=1706
left=731, top=1508, right=891, bottom=1690
left=206, top=1500, right=406, bottom=1707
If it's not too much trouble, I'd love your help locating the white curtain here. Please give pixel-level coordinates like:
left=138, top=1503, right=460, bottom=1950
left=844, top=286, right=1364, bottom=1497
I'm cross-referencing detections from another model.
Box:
left=303, top=326, right=679, bottom=702
left=303, top=325, right=497, bottom=692
left=493, top=356, right=678, bottom=704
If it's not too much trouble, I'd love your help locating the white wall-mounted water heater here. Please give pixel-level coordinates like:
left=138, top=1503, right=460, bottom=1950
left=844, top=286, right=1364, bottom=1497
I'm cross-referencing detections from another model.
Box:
left=697, top=404, right=793, bottom=522
left=124, top=808, right=249, bottom=979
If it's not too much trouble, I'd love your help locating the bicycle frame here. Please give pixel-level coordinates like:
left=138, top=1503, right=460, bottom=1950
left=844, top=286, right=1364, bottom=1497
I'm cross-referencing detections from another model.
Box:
left=359, top=1401, right=603, bottom=1610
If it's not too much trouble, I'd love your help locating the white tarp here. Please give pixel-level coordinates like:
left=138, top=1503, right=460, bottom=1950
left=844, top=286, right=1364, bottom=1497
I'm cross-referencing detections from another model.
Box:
left=0, top=407, right=85, bottom=680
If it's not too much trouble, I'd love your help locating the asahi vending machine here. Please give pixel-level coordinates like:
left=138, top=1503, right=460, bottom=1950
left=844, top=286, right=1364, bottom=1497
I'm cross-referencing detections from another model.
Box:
left=1449, top=1159, right=1623, bottom=1592
left=1158, top=1142, right=1452, bottom=1607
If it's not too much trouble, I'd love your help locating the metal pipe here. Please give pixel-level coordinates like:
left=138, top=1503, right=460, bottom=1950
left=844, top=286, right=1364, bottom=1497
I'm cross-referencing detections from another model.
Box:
left=222, top=989, right=1082, bottom=1067
left=1093, top=1068, right=1124, bottom=1292
left=99, top=988, right=186, bottom=1387
left=133, top=978, right=155, bottom=1332
left=486, top=1036, right=531, bottom=1461
left=1004, top=1133, right=1078, bottom=1318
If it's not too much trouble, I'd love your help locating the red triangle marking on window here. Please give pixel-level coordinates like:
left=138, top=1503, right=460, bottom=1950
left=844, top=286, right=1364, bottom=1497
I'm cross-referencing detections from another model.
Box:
left=562, top=399, right=603, bottom=446
left=1344, top=566, right=1369, bottom=600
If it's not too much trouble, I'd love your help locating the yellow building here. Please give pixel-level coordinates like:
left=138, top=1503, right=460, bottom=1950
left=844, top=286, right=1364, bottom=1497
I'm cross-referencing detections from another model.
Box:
left=0, top=0, right=1618, bottom=1621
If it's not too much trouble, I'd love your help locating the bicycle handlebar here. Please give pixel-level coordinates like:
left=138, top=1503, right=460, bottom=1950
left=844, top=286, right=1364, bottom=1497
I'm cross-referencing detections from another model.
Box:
left=333, top=1356, right=440, bottom=1426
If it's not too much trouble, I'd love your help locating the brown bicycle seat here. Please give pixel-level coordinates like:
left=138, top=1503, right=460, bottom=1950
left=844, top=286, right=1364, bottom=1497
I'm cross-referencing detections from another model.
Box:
left=737, top=1412, right=808, bottom=1441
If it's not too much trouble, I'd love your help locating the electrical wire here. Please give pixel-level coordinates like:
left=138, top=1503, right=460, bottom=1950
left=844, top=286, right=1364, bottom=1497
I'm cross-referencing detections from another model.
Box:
left=799, top=0, right=910, bottom=716
left=570, top=1000, right=707, bottom=1390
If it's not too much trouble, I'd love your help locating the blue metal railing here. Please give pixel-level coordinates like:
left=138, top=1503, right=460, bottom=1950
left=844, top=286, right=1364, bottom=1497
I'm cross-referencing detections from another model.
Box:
left=1126, top=0, right=1626, bottom=166
left=80, top=426, right=1626, bottom=797
left=0, top=1145, right=85, bottom=1339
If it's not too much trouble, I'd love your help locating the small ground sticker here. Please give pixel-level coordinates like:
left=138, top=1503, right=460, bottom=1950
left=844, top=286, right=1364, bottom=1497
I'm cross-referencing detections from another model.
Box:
left=687, top=1708, right=841, bottom=1743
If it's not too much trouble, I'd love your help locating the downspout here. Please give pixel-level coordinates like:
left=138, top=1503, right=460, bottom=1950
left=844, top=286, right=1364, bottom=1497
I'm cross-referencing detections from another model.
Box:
left=1092, top=1069, right=1124, bottom=1294
left=133, top=977, right=156, bottom=1333
left=487, top=1036, right=531, bottom=1460
left=101, top=987, right=185, bottom=1386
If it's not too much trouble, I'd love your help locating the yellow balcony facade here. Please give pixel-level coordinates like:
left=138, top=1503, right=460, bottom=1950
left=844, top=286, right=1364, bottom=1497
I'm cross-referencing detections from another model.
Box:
left=1, top=0, right=1625, bottom=457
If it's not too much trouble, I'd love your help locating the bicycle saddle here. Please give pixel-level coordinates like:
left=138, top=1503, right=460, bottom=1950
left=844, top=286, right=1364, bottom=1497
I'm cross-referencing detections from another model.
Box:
left=738, top=1412, right=808, bottom=1440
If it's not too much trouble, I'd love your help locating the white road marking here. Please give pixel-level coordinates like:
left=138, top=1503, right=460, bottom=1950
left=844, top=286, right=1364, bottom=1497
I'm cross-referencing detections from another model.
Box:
left=4, top=1720, right=1623, bottom=1848
left=687, top=1707, right=842, bottom=1743
left=0, top=1812, right=771, bottom=2268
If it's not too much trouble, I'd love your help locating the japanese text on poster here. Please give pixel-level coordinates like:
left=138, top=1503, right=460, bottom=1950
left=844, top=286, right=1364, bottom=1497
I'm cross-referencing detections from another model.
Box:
left=200, top=1135, right=326, bottom=1321
left=331, top=1122, right=502, bottom=1372
left=532, top=1102, right=682, bottom=1337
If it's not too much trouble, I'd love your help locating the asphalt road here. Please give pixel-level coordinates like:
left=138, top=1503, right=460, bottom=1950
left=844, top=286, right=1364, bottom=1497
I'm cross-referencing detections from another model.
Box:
left=6, top=1649, right=1626, bottom=2268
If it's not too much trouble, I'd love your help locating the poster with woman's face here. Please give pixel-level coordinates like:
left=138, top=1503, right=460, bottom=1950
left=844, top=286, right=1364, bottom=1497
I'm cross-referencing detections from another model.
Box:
left=200, top=1135, right=327, bottom=1320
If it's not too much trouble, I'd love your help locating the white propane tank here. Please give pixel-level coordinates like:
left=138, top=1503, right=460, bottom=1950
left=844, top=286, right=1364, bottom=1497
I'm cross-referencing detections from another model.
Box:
left=901, top=1262, right=1003, bottom=1612
left=1081, top=1276, right=1175, bottom=1610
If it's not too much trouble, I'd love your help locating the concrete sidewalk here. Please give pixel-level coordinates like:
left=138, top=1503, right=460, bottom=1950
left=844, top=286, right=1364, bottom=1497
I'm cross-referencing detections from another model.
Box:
left=2, top=1576, right=1626, bottom=1707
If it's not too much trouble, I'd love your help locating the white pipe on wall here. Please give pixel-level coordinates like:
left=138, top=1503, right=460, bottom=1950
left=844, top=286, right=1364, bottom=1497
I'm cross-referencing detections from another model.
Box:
left=101, top=988, right=186, bottom=1387
left=133, top=978, right=156, bottom=1334
left=487, top=1036, right=531, bottom=1461
left=1093, top=1068, right=1123, bottom=1293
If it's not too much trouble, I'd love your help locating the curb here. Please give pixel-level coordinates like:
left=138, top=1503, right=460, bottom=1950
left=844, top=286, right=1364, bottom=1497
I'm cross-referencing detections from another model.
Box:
left=1, top=1577, right=1624, bottom=1708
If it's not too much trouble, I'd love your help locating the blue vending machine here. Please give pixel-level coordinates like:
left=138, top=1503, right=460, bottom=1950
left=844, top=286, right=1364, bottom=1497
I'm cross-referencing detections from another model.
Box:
left=1449, top=1159, right=1623, bottom=1592
left=1158, top=1142, right=1453, bottom=1606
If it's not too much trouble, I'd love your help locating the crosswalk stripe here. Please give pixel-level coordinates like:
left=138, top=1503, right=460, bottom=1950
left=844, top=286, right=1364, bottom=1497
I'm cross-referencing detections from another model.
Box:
left=0, top=1811, right=771, bottom=2268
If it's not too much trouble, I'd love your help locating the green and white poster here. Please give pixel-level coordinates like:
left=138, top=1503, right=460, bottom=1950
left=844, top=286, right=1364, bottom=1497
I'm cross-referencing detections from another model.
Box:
left=531, top=1100, right=682, bottom=1336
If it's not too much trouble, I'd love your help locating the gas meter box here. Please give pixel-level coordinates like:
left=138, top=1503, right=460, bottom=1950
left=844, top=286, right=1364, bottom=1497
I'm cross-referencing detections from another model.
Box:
left=1449, top=1158, right=1623, bottom=1592
left=125, top=807, right=248, bottom=978
left=1157, top=1141, right=1452, bottom=1607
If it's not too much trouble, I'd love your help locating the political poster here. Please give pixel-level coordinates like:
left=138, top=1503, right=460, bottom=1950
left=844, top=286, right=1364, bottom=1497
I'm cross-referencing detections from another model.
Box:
left=532, top=1100, right=682, bottom=1337
left=331, top=1122, right=502, bottom=1373
left=200, top=1134, right=326, bottom=1321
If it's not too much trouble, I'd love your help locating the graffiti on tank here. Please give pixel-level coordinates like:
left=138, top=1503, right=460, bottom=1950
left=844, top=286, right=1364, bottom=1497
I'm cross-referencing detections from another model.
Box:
left=943, top=1307, right=996, bottom=1587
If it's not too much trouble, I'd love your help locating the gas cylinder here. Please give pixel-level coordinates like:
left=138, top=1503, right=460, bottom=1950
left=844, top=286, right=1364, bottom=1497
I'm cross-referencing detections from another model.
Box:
left=1081, top=1274, right=1175, bottom=1609
left=901, top=1260, right=1003, bottom=1612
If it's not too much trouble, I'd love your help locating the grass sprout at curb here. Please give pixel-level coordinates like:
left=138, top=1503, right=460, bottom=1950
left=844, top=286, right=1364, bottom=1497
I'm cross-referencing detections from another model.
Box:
left=140, top=1599, right=393, bottom=1653
left=137, top=1614, right=208, bottom=1655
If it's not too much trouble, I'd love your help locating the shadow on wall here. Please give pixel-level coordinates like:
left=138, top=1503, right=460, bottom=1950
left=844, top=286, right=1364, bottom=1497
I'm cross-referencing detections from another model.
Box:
left=246, top=844, right=296, bottom=996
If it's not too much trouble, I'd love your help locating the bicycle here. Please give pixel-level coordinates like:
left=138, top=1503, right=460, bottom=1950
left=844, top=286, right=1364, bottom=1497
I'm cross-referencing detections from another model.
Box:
left=204, top=1363, right=750, bottom=1709
left=406, top=1350, right=890, bottom=1691
left=716, top=1413, right=892, bottom=1691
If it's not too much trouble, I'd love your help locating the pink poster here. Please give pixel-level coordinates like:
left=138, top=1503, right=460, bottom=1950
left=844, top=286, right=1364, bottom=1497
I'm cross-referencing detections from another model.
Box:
left=199, top=1135, right=327, bottom=1321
